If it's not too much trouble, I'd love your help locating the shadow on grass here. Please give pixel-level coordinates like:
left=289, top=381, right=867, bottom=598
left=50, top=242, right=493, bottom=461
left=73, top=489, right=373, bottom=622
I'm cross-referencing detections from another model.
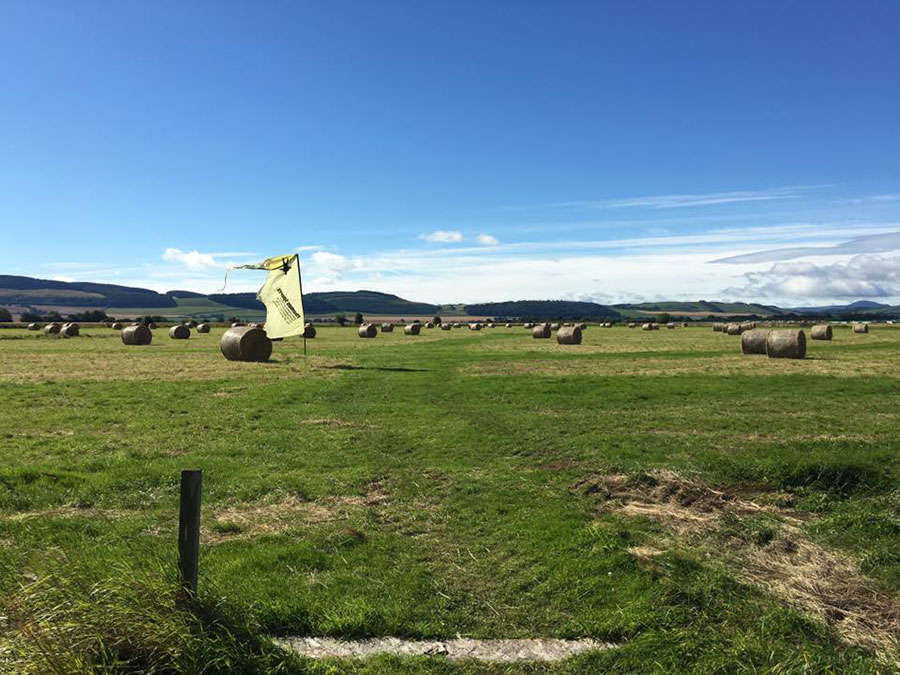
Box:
left=323, top=364, right=431, bottom=373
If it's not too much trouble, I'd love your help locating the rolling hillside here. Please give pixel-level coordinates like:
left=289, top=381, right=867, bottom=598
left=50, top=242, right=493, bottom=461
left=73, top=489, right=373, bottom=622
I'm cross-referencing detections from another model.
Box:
left=2, top=274, right=899, bottom=320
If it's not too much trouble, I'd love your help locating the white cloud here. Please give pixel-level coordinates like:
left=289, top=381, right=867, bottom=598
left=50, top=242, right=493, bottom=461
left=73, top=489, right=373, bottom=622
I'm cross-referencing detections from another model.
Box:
left=296, top=245, right=324, bottom=252
left=724, top=254, right=900, bottom=300
left=162, top=248, right=218, bottom=269
left=311, top=251, right=358, bottom=271
left=419, top=230, right=464, bottom=243
left=51, top=275, right=76, bottom=282
left=476, top=233, right=500, bottom=246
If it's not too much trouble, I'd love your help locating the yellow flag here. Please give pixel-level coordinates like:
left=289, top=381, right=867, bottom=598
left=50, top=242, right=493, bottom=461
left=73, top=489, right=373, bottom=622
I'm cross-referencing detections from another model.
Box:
left=237, top=254, right=305, bottom=339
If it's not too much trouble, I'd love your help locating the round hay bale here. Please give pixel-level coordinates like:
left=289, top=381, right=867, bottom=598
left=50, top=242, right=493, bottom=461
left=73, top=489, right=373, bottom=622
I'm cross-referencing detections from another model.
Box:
left=425, top=322, right=434, bottom=329
left=666, top=323, right=676, bottom=330
left=532, top=324, right=551, bottom=339
left=186, top=320, right=197, bottom=329
left=726, top=323, right=743, bottom=335
left=302, top=323, right=316, bottom=338
left=27, top=322, right=39, bottom=331
left=810, top=324, right=832, bottom=341
left=766, top=330, right=806, bottom=359
left=169, top=325, right=190, bottom=339
left=681, top=322, right=689, bottom=328
left=147, top=322, right=157, bottom=330
left=523, top=323, right=534, bottom=329
left=404, top=323, right=421, bottom=335
left=641, top=323, right=657, bottom=331
left=122, top=324, right=152, bottom=345
left=741, top=329, right=769, bottom=355
left=231, top=322, right=245, bottom=328
left=556, top=326, right=582, bottom=345
left=441, top=323, right=451, bottom=331
left=628, top=322, right=636, bottom=328
left=44, top=323, right=61, bottom=336
left=381, top=323, right=394, bottom=332
left=549, top=323, right=560, bottom=331
left=853, top=323, right=869, bottom=334
left=739, top=322, right=754, bottom=333
left=61, top=323, right=79, bottom=337
left=469, top=323, right=482, bottom=331
left=197, top=323, right=211, bottom=334
left=111, top=322, right=123, bottom=330
left=220, top=326, right=272, bottom=362
left=487, top=322, right=494, bottom=328
left=713, top=323, right=724, bottom=332
left=453, top=322, right=461, bottom=328
left=359, top=324, right=377, bottom=338
left=579, top=323, right=588, bottom=330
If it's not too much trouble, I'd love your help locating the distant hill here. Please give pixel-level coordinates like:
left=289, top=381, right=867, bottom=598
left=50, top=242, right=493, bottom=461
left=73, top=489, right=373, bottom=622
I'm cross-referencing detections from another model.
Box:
left=465, top=300, right=619, bottom=319
left=613, top=300, right=784, bottom=317
left=787, top=300, right=892, bottom=315
left=0, top=274, right=176, bottom=308
left=2, top=274, right=898, bottom=320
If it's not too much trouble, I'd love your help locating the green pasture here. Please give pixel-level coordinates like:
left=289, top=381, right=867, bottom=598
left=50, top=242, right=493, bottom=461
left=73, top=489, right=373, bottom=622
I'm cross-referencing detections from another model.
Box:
left=0, top=323, right=898, bottom=673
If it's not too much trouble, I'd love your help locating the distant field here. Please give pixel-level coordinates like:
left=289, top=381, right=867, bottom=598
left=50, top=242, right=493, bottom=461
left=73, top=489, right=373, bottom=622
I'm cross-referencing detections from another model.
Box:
left=1, top=324, right=898, bottom=673
left=106, top=295, right=267, bottom=321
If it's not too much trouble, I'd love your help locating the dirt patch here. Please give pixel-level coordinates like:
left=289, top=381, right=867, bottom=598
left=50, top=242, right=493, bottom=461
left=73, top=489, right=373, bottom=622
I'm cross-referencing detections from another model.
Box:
left=207, top=482, right=388, bottom=544
left=274, top=636, right=616, bottom=662
left=575, top=471, right=900, bottom=660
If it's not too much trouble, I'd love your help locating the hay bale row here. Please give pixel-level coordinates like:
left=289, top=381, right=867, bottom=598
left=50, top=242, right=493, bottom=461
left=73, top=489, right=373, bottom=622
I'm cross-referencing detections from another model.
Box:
left=740, top=329, right=768, bottom=355
left=810, top=324, right=832, bottom=341
left=556, top=325, right=582, bottom=344
left=766, top=329, right=806, bottom=359
left=359, top=324, right=377, bottom=338
left=169, top=325, right=190, bottom=340
left=532, top=324, right=551, bottom=339
left=122, top=324, right=152, bottom=345
left=220, top=326, right=271, bottom=362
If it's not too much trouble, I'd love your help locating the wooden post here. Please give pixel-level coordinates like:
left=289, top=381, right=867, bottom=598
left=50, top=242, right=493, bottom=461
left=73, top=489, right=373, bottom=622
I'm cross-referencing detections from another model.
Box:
left=178, top=469, right=202, bottom=595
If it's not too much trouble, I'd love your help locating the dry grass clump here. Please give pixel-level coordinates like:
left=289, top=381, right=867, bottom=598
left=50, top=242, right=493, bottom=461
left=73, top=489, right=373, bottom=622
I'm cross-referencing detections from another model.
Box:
left=575, top=470, right=900, bottom=659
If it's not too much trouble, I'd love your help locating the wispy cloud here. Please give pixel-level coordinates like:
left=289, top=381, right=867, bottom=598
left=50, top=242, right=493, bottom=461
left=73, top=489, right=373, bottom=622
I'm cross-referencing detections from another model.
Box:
left=711, top=230, right=900, bottom=264
left=833, top=194, right=900, bottom=205
left=503, top=185, right=823, bottom=212
left=419, top=230, right=464, bottom=243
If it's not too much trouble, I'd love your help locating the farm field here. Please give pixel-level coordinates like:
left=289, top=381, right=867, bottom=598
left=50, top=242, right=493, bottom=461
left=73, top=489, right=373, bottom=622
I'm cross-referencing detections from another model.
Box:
left=1, top=323, right=899, bottom=673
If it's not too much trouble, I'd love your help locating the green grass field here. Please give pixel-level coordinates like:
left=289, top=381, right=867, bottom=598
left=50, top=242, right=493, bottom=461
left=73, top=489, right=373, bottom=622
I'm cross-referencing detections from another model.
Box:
left=1, top=324, right=899, bottom=673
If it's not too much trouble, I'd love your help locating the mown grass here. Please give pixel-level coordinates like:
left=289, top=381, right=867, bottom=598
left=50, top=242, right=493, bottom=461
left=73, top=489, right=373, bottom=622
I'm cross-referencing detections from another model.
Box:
left=0, top=324, right=898, bottom=673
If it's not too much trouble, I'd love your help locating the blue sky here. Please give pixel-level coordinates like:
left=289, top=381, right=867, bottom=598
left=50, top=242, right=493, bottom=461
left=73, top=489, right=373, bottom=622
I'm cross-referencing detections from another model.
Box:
left=1, top=1, right=898, bottom=305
